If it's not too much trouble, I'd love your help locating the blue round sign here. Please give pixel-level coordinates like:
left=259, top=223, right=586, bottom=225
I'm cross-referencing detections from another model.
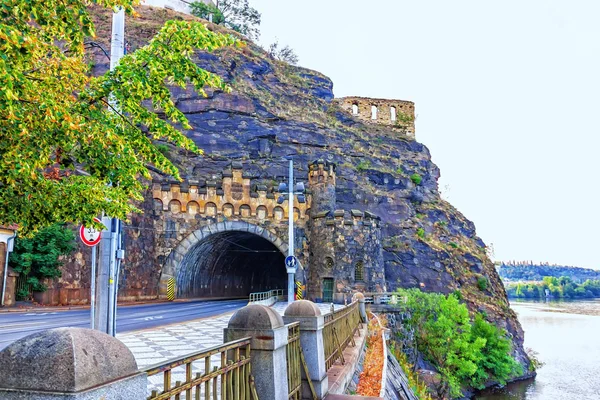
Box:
left=285, top=256, right=298, bottom=269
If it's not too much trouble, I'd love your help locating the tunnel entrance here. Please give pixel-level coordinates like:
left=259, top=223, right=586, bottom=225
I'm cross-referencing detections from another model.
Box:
left=175, top=231, right=288, bottom=299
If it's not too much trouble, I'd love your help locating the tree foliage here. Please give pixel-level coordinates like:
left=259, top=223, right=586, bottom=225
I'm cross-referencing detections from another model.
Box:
left=191, top=0, right=261, bottom=40
left=505, top=275, right=600, bottom=299
left=268, top=41, right=299, bottom=65
left=0, top=0, right=238, bottom=235
left=396, top=289, right=522, bottom=398
left=9, top=224, right=76, bottom=293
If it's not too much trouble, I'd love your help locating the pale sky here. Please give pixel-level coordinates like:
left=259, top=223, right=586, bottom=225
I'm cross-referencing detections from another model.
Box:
left=252, top=0, right=600, bottom=269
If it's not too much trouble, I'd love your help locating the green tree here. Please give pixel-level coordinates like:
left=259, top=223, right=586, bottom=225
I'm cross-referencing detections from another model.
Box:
left=9, top=225, right=76, bottom=294
left=268, top=41, right=299, bottom=65
left=469, top=314, right=522, bottom=388
left=191, top=0, right=261, bottom=40
left=0, top=0, right=238, bottom=235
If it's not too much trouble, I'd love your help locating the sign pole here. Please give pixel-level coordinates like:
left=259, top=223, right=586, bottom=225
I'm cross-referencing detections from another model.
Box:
left=90, top=245, right=96, bottom=329
left=287, top=158, right=295, bottom=305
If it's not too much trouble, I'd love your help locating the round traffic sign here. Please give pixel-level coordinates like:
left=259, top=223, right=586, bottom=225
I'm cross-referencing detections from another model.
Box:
left=285, top=255, right=298, bottom=269
left=80, top=218, right=102, bottom=247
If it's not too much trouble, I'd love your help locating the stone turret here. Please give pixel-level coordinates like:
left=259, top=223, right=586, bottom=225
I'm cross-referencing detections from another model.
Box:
left=307, top=160, right=336, bottom=214
left=307, top=160, right=337, bottom=301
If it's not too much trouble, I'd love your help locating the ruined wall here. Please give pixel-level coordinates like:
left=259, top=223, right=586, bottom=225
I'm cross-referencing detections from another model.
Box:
left=336, top=96, right=415, bottom=138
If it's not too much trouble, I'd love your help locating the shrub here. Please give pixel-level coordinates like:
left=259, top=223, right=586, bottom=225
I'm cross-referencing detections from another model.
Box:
left=477, top=277, right=489, bottom=291
left=411, top=173, right=422, bottom=185
left=416, top=228, right=425, bottom=238
left=395, top=288, right=522, bottom=398
left=356, top=160, right=371, bottom=172
left=9, top=224, right=76, bottom=293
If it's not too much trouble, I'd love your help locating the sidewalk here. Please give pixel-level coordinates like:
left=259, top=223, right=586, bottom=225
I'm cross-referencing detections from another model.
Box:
left=118, top=302, right=340, bottom=395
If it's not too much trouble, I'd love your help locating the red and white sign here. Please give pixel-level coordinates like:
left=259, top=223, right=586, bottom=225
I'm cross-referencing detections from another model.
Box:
left=80, top=218, right=102, bottom=247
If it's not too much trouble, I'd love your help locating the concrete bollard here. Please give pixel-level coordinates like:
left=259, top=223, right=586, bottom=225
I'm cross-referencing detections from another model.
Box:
left=224, top=304, right=289, bottom=400
left=283, top=300, right=329, bottom=399
left=0, top=327, right=146, bottom=399
left=352, top=292, right=368, bottom=323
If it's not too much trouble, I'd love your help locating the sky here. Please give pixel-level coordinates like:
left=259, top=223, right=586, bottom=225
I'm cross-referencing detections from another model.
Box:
left=251, top=0, right=600, bottom=269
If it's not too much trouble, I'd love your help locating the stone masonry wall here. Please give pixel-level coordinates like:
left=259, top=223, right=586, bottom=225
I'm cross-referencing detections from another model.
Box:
left=337, top=96, right=415, bottom=138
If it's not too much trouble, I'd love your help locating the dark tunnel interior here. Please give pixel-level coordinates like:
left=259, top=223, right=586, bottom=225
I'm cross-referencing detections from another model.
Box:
left=176, top=231, right=288, bottom=298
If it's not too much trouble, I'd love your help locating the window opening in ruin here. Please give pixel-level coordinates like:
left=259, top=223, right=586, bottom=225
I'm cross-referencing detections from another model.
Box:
left=355, top=261, right=364, bottom=282
left=352, top=104, right=359, bottom=115
left=371, top=105, right=378, bottom=120
left=390, top=106, right=397, bottom=121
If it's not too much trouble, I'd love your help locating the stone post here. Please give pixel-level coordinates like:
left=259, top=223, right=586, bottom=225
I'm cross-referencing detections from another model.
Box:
left=283, top=300, right=329, bottom=399
left=352, top=292, right=368, bottom=323
left=224, top=304, right=289, bottom=400
left=0, top=328, right=146, bottom=399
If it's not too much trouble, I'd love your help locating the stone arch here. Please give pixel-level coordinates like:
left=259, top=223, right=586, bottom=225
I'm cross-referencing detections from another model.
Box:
left=160, top=221, right=294, bottom=299
left=352, top=103, right=359, bottom=115
left=169, top=199, right=181, bottom=214
left=293, top=207, right=300, bottom=221
left=390, top=106, right=397, bottom=122
left=273, top=206, right=284, bottom=221
left=187, top=201, right=199, bottom=215
left=240, top=204, right=251, bottom=217
left=154, top=198, right=163, bottom=213
left=256, top=205, right=267, bottom=220
left=223, top=203, right=234, bottom=217
left=205, top=202, right=217, bottom=216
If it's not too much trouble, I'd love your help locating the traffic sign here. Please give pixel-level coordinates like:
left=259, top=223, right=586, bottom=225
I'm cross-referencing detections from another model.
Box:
left=285, top=255, right=298, bottom=269
left=80, top=218, right=102, bottom=247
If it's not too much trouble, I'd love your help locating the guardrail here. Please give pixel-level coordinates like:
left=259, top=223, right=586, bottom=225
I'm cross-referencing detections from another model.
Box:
left=248, top=289, right=285, bottom=306
left=144, top=337, right=258, bottom=400
left=323, top=301, right=362, bottom=370
left=362, top=292, right=406, bottom=305
left=286, top=322, right=317, bottom=400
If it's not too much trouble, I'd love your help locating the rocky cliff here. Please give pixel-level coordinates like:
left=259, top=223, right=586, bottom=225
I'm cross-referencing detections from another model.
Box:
left=80, top=5, right=531, bottom=375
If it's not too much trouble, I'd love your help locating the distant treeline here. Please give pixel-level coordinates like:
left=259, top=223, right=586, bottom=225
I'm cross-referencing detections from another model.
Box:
left=497, top=262, right=600, bottom=283
left=505, top=276, right=600, bottom=299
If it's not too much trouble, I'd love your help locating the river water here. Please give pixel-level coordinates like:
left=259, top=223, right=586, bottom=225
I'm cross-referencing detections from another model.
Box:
left=476, top=299, right=600, bottom=400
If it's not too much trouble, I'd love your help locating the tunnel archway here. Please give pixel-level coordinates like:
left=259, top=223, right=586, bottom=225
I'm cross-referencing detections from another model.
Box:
left=162, top=222, right=292, bottom=299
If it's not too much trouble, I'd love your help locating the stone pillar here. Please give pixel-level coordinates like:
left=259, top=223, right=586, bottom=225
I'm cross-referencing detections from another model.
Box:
left=283, top=300, right=328, bottom=399
left=3, top=268, right=18, bottom=307
left=0, top=328, right=146, bottom=399
left=224, top=304, right=289, bottom=400
left=352, top=292, right=367, bottom=323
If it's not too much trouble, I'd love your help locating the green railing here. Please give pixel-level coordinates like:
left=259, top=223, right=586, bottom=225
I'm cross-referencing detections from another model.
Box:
left=248, top=289, right=284, bottom=306
left=144, top=337, right=258, bottom=400
left=286, top=322, right=317, bottom=400
left=323, top=301, right=362, bottom=370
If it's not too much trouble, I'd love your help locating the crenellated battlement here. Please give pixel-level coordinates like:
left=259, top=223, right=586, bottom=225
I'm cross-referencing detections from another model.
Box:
left=152, top=162, right=311, bottom=222
left=336, top=96, right=415, bottom=138
left=308, top=160, right=336, bottom=186
left=311, top=209, right=380, bottom=230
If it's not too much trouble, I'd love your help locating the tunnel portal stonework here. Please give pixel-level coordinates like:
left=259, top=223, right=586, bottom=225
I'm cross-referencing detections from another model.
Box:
left=151, top=160, right=385, bottom=301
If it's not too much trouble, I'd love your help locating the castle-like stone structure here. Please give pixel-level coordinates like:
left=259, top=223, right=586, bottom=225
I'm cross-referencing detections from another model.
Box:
left=148, top=160, right=385, bottom=303
left=337, top=96, right=416, bottom=138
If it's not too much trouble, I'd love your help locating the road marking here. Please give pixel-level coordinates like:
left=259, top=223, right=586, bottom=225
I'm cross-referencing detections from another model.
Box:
left=23, top=312, right=57, bottom=316
left=137, top=316, right=164, bottom=321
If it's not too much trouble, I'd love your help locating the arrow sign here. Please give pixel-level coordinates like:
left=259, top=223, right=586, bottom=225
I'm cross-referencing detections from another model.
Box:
left=80, top=217, right=102, bottom=247
left=285, top=255, right=298, bottom=269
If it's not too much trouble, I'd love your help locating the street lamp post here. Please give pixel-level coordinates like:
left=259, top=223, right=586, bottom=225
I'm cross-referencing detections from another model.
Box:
left=278, top=158, right=306, bottom=304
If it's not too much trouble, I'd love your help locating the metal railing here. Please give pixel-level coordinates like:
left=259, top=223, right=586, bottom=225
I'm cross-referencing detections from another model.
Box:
left=144, top=337, right=258, bottom=400
left=323, top=301, right=362, bottom=370
left=248, top=289, right=284, bottom=306
left=286, top=322, right=317, bottom=400
left=362, top=292, right=405, bottom=305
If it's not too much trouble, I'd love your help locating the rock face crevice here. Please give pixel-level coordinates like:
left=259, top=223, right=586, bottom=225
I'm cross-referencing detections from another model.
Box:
left=51, top=5, right=530, bottom=376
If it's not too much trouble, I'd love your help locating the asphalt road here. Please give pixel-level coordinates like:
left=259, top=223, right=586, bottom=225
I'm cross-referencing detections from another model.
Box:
left=0, top=299, right=248, bottom=351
